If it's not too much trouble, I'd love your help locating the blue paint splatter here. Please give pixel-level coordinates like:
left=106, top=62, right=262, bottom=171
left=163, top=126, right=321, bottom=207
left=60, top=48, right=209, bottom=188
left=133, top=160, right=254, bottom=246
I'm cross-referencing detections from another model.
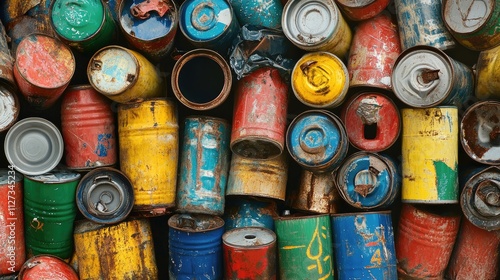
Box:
left=95, top=134, right=112, bottom=157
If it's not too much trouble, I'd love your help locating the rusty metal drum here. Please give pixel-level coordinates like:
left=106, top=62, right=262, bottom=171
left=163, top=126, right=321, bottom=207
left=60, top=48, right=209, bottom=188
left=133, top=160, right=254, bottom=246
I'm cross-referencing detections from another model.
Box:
left=224, top=197, right=279, bottom=231
left=228, top=0, right=283, bottom=29
left=335, top=0, right=390, bottom=21
left=18, top=255, right=79, bottom=280
left=475, top=45, right=500, bottom=100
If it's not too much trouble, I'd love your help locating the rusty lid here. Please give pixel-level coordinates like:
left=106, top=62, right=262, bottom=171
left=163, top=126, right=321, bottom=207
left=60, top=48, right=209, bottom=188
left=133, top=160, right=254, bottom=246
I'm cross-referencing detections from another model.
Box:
left=222, top=227, right=276, bottom=248
left=168, top=213, right=224, bottom=232
left=443, top=0, right=493, bottom=35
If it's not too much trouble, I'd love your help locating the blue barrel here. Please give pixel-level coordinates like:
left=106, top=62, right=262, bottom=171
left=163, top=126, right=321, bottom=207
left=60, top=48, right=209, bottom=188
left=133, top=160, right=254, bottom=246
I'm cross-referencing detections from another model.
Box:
left=179, top=0, right=240, bottom=53
left=331, top=211, right=397, bottom=280
left=228, top=0, right=283, bottom=29
left=223, top=197, right=278, bottom=231
left=168, top=213, right=225, bottom=280
left=176, top=116, right=231, bottom=216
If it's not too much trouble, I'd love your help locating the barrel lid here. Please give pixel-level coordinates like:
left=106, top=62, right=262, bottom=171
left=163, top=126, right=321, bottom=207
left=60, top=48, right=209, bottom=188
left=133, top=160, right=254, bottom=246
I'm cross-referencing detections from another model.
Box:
left=222, top=227, right=276, bottom=248
left=392, top=46, right=453, bottom=108
left=51, top=0, right=105, bottom=41
left=87, top=45, right=138, bottom=96
left=4, top=117, right=64, bottom=176
left=443, top=0, right=493, bottom=35
left=168, top=213, right=225, bottom=232
left=282, top=0, right=339, bottom=48
left=25, top=167, right=81, bottom=183
left=0, top=168, right=23, bottom=184
left=292, top=51, right=349, bottom=108
left=180, top=0, right=233, bottom=41
left=0, top=84, right=19, bottom=132
left=15, top=34, right=75, bottom=89
left=336, top=0, right=376, bottom=8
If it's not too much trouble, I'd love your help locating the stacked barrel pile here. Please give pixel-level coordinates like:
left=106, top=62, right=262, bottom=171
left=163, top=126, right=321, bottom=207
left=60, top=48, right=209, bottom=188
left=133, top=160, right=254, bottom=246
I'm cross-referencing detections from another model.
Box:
left=0, top=0, right=498, bottom=279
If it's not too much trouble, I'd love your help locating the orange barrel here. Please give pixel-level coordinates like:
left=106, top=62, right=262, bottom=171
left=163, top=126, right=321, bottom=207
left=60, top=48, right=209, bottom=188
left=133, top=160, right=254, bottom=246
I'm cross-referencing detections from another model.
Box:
left=335, top=0, right=390, bottom=21
left=13, top=33, right=75, bottom=110
left=18, top=255, right=79, bottom=280
left=60, top=85, right=117, bottom=170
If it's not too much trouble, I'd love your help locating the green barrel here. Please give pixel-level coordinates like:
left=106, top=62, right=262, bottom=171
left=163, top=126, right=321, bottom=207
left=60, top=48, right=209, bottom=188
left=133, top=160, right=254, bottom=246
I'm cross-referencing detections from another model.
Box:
left=24, top=169, right=81, bottom=260
left=275, top=214, right=334, bottom=280
left=50, top=0, right=117, bottom=53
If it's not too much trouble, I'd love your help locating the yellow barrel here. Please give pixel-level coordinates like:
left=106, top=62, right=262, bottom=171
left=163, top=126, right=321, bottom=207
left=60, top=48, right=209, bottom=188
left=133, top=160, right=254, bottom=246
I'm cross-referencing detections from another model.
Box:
left=401, top=107, right=458, bottom=203
left=73, top=218, right=157, bottom=279
left=118, top=98, right=178, bottom=215
left=475, top=45, right=500, bottom=100
left=291, top=52, right=349, bottom=108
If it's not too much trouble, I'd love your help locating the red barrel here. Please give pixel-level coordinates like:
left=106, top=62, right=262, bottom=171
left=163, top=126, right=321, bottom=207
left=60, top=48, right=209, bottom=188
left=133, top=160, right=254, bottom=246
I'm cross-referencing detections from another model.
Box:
left=61, top=85, right=117, bottom=170
left=335, top=0, right=390, bottom=21
left=231, top=67, right=288, bottom=160
left=18, top=255, right=79, bottom=280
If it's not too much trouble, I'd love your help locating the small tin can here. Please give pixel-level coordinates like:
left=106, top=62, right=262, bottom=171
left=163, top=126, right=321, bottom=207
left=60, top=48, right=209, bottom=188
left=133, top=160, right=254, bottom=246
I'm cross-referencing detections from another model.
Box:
left=286, top=110, right=349, bottom=173
left=475, top=45, right=500, bottom=100
left=18, top=255, right=79, bottom=280
left=171, top=49, right=232, bottom=111
left=88, top=45, right=163, bottom=104
left=335, top=0, right=390, bottom=21
left=282, top=0, right=352, bottom=58
left=223, top=227, right=277, bottom=280
left=224, top=197, right=279, bottom=231
left=228, top=0, right=283, bottom=29
left=291, top=51, right=349, bottom=108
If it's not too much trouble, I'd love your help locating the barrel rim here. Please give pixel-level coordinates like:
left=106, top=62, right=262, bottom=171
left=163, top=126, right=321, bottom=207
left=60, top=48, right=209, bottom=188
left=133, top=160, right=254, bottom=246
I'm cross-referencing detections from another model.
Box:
left=222, top=226, right=277, bottom=248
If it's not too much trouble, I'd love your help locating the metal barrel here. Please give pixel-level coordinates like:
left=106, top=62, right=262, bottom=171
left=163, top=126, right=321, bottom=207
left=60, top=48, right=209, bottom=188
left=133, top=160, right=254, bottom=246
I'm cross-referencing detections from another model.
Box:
left=0, top=169, right=24, bottom=274
left=226, top=152, right=288, bottom=201
left=393, top=0, right=455, bottom=51
left=118, top=98, right=178, bottom=216
left=176, top=116, right=230, bottom=216
left=460, top=166, right=500, bottom=231
left=74, top=218, right=158, bottom=279
left=228, top=0, right=283, bottom=29
left=347, top=11, right=401, bottom=90
left=50, top=0, right=117, bottom=53
left=23, top=169, right=81, bottom=260
left=401, top=107, right=459, bottom=203
left=286, top=110, right=349, bottom=173
left=291, top=51, right=349, bottom=108
left=88, top=45, right=163, bottom=104
left=396, top=204, right=461, bottom=279
left=231, top=67, right=288, bottom=160
left=223, top=227, right=277, bottom=280
left=168, top=213, right=225, bottom=280
left=223, top=197, right=279, bottom=231
left=118, top=0, right=178, bottom=61
left=331, top=211, right=397, bottom=280
left=275, top=214, right=334, bottom=280
left=282, top=0, right=352, bottom=59
left=335, top=152, right=400, bottom=210
left=392, top=45, right=474, bottom=109
left=76, top=167, right=134, bottom=225
left=341, top=91, right=401, bottom=152
left=60, top=85, right=117, bottom=170
left=460, top=100, right=500, bottom=165
left=18, top=255, right=79, bottom=280
left=171, top=49, right=232, bottom=111
left=13, top=33, right=75, bottom=110
left=335, top=0, right=390, bottom=21
left=475, top=45, right=500, bottom=100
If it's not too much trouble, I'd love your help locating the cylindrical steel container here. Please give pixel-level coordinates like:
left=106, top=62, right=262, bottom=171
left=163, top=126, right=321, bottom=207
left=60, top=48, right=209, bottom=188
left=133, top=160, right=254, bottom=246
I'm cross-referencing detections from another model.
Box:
left=347, top=11, right=401, bottom=90
left=401, top=107, right=458, bottom=203
left=228, top=0, right=283, bottom=29
left=18, top=255, right=79, bottom=280
left=341, top=91, right=401, bottom=152
left=13, top=33, right=75, bottom=110
left=231, top=67, right=288, bottom=160
left=223, top=227, right=277, bottom=280
left=88, top=45, right=163, bottom=104
left=176, top=116, right=230, bottom=216
left=446, top=218, right=500, bottom=280
left=275, top=214, right=334, bottom=280
left=118, top=0, right=178, bottom=61
left=76, top=167, right=134, bottom=224
left=60, top=85, right=117, bottom=170
left=224, top=197, right=279, bottom=231
left=23, top=169, right=81, bottom=260
left=0, top=169, right=24, bottom=275
left=331, top=211, right=397, bottom=280
left=396, top=204, right=461, bottom=279
left=335, top=152, right=400, bottom=210
left=286, top=110, right=349, bottom=173
left=291, top=51, right=349, bottom=108
left=74, top=218, right=158, bottom=279
left=461, top=166, right=500, bottom=231
left=335, top=0, right=390, bottom=21
left=118, top=98, right=178, bottom=216
left=50, top=0, right=117, bottom=53
left=171, top=49, right=232, bottom=111
left=392, top=45, right=474, bottom=109
left=291, top=169, right=342, bottom=214
left=393, top=0, right=455, bottom=50
left=282, top=0, right=352, bottom=58
left=226, top=152, right=288, bottom=201
left=443, top=0, right=500, bottom=51
left=168, top=213, right=225, bottom=280
left=475, top=45, right=500, bottom=100
left=460, top=101, right=500, bottom=165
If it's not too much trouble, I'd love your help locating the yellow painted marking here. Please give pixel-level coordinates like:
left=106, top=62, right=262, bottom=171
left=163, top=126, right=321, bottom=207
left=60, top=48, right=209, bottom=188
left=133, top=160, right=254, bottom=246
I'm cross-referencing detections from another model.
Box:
left=323, top=255, right=330, bottom=262
left=308, top=264, right=317, bottom=270
left=282, top=245, right=306, bottom=250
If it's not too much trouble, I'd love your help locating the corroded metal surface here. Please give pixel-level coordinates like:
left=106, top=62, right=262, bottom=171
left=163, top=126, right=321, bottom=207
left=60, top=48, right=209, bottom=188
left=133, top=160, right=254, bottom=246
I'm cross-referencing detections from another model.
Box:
left=335, top=0, right=389, bottom=21
left=18, top=255, right=79, bottom=279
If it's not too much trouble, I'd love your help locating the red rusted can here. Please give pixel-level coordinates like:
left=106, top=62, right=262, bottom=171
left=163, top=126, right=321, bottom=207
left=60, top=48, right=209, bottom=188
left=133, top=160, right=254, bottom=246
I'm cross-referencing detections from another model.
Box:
left=335, top=0, right=390, bottom=21
left=396, top=204, right=461, bottom=279
left=61, top=85, right=117, bottom=170
left=341, top=91, right=401, bottom=152
left=18, top=255, right=79, bottom=280
left=446, top=218, right=500, bottom=280
left=347, top=11, right=401, bottom=90
left=223, top=227, right=277, bottom=280
left=231, top=67, right=288, bottom=160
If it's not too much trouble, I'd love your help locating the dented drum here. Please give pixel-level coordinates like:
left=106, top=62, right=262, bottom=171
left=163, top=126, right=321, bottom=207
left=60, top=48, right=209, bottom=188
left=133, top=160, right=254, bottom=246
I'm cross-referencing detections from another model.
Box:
left=291, top=169, right=342, bottom=214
